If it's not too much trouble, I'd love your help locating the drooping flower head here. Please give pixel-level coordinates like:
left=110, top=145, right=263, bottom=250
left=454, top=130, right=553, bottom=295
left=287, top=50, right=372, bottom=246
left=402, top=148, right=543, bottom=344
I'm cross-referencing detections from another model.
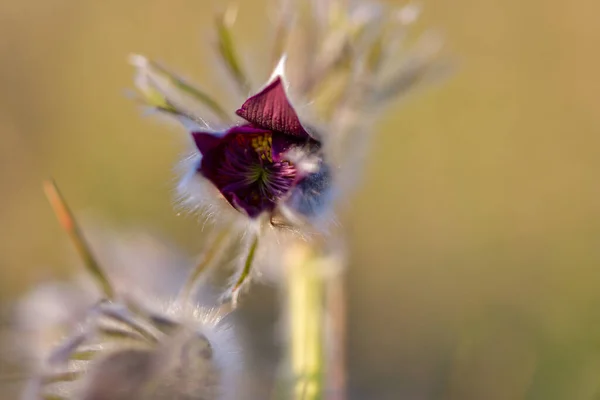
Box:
left=192, top=76, right=321, bottom=219
left=130, top=0, right=445, bottom=300
left=131, top=1, right=444, bottom=231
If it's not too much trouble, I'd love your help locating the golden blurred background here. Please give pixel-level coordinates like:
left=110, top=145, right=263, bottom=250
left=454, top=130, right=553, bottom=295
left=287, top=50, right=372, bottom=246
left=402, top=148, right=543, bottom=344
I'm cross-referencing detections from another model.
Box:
left=1, top=0, right=600, bottom=399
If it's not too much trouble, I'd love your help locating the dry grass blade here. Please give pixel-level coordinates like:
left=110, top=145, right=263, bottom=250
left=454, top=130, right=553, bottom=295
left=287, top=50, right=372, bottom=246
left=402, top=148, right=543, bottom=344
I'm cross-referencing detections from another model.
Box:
left=215, top=6, right=251, bottom=95
left=43, top=180, right=115, bottom=300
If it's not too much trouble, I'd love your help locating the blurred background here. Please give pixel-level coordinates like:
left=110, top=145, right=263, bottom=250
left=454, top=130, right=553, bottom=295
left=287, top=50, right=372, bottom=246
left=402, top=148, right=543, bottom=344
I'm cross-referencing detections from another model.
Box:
left=1, top=0, right=600, bottom=399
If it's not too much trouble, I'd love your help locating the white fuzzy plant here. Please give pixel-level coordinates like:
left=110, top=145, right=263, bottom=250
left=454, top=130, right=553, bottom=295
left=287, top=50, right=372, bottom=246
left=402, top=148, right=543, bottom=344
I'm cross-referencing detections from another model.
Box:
left=18, top=1, right=445, bottom=399
left=20, top=182, right=241, bottom=400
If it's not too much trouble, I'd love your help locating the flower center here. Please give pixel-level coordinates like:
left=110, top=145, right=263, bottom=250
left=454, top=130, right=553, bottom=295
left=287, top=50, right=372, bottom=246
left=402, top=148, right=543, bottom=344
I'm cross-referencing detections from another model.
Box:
left=205, top=131, right=298, bottom=217
left=241, top=133, right=296, bottom=198
left=246, top=164, right=269, bottom=184
left=250, top=134, right=273, bottom=162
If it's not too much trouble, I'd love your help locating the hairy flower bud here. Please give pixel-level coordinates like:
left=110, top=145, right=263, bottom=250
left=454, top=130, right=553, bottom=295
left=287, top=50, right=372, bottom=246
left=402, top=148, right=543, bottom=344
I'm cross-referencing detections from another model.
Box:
left=16, top=227, right=241, bottom=400
left=25, top=299, right=240, bottom=400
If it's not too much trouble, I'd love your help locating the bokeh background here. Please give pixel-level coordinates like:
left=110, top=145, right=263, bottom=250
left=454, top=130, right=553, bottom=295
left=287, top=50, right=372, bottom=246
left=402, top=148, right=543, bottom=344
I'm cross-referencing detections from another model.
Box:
left=1, top=0, right=600, bottom=399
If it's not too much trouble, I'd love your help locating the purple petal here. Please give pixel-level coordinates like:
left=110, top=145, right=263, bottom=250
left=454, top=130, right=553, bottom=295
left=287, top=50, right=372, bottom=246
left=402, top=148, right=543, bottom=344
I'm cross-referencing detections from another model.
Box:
left=227, top=124, right=270, bottom=136
left=192, top=125, right=267, bottom=155
left=192, top=131, right=222, bottom=155
left=271, top=132, right=322, bottom=163
left=230, top=193, right=265, bottom=218
left=236, top=77, right=310, bottom=138
left=271, top=132, right=295, bottom=161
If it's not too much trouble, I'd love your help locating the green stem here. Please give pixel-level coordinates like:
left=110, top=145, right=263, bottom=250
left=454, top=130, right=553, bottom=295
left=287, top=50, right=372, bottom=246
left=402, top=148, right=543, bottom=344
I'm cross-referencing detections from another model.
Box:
left=282, top=245, right=326, bottom=400
left=230, top=232, right=260, bottom=307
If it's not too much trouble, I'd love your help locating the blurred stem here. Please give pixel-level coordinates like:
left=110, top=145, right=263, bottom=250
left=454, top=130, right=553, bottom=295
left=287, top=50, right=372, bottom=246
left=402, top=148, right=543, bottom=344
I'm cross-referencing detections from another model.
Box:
left=43, top=180, right=115, bottom=300
left=216, top=5, right=252, bottom=95
left=326, top=273, right=347, bottom=400
left=280, top=244, right=326, bottom=400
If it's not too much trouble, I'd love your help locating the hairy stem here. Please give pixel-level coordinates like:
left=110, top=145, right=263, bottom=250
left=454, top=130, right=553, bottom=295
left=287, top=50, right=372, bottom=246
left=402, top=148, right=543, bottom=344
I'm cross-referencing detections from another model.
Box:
left=326, top=274, right=347, bottom=400
left=230, top=232, right=260, bottom=307
left=280, top=244, right=326, bottom=400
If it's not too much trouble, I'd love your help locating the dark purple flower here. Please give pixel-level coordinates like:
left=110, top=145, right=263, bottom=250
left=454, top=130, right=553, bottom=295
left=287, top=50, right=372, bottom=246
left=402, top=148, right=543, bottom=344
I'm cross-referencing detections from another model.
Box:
left=192, top=77, right=320, bottom=218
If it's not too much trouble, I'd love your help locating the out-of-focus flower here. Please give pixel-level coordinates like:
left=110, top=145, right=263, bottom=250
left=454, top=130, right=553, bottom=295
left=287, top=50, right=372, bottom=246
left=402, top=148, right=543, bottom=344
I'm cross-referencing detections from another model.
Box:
left=13, top=191, right=240, bottom=400
left=23, top=299, right=240, bottom=400
left=12, top=226, right=196, bottom=369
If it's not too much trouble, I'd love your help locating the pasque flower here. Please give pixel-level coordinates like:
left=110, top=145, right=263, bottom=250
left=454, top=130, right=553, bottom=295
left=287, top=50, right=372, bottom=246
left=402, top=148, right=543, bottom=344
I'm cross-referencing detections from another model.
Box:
left=19, top=2, right=448, bottom=399
left=192, top=76, right=321, bottom=219
left=130, top=0, right=445, bottom=301
left=131, top=1, right=443, bottom=230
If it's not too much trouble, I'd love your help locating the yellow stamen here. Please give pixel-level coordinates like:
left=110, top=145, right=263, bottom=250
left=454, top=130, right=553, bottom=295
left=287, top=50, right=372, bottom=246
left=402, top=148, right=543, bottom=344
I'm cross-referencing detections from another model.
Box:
left=250, top=133, right=273, bottom=162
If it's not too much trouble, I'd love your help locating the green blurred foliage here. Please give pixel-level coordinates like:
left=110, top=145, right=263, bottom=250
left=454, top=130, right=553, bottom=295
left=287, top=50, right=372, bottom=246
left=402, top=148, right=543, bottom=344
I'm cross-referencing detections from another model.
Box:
left=1, top=0, right=600, bottom=398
